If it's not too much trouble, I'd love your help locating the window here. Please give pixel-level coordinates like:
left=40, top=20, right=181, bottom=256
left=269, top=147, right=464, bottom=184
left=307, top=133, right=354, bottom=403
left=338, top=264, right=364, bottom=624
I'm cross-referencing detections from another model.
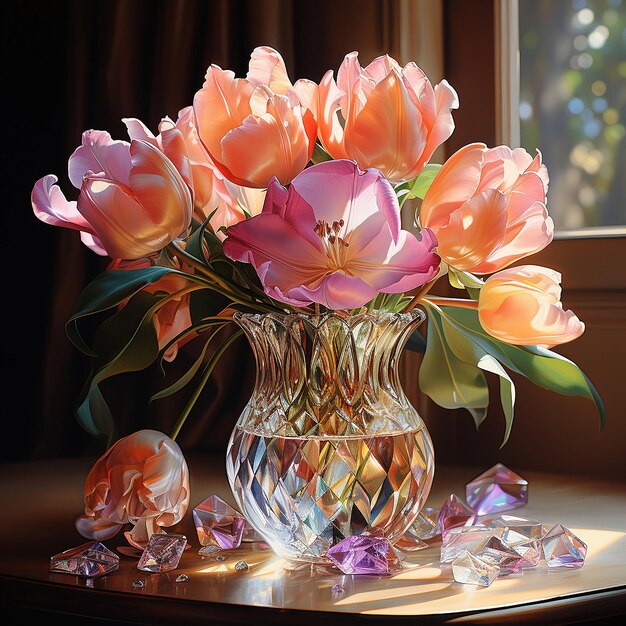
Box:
left=519, top=0, right=626, bottom=230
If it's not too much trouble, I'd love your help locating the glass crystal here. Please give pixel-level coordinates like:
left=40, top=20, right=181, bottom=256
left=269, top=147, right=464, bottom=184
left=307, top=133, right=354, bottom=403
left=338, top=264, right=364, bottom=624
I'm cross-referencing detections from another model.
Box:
left=441, top=526, right=504, bottom=563
left=466, top=463, right=528, bottom=515
left=132, top=580, right=144, bottom=589
left=198, top=544, right=222, bottom=556
left=476, top=536, right=525, bottom=575
left=542, top=524, right=588, bottom=569
left=49, top=541, right=119, bottom=578
left=331, top=583, right=345, bottom=598
left=235, top=560, right=249, bottom=571
left=438, top=494, right=475, bottom=537
left=215, top=555, right=227, bottom=562
left=452, top=551, right=500, bottom=587
left=137, top=533, right=187, bottom=573
left=193, top=495, right=246, bottom=549
left=175, top=573, right=189, bottom=582
left=327, top=536, right=394, bottom=575
left=227, top=311, right=434, bottom=564
left=242, top=520, right=264, bottom=542
left=401, top=506, right=439, bottom=544
left=395, top=530, right=428, bottom=552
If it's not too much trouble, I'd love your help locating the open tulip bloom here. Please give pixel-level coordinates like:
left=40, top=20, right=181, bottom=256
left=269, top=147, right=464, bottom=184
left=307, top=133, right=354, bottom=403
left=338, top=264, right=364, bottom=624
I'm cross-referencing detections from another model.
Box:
left=32, top=46, right=604, bottom=449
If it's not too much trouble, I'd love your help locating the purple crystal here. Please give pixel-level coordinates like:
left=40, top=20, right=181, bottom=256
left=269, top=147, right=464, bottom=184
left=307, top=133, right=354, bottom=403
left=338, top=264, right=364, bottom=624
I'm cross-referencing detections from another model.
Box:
left=193, top=495, right=246, bottom=549
left=476, top=536, right=525, bottom=575
left=438, top=494, right=475, bottom=537
left=50, top=541, right=119, bottom=578
left=542, top=524, right=587, bottom=569
left=327, top=536, right=393, bottom=575
left=137, top=533, right=187, bottom=573
left=466, top=463, right=528, bottom=515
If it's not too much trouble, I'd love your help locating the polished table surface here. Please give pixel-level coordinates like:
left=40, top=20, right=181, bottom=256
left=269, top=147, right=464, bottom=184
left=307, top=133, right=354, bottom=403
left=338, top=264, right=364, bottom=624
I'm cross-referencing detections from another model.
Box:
left=1, top=454, right=625, bottom=624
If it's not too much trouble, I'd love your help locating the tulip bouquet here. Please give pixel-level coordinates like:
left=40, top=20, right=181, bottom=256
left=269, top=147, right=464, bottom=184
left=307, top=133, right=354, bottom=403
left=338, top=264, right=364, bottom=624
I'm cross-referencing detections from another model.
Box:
left=33, top=46, right=603, bottom=458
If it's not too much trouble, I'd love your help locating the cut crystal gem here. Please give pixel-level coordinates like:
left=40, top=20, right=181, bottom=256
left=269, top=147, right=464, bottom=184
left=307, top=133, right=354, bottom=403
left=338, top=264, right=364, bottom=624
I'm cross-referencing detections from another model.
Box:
left=466, top=463, right=528, bottom=515
left=438, top=495, right=475, bottom=537
left=441, top=526, right=504, bottom=563
left=452, top=551, right=500, bottom=587
left=327, top=536, right=394, bottom=575
left=193, top=495, right=246, bottom=549
left=242, top=520, right=263, bottom=542
left=395, top=531, right=428, bottom=552
left=175, top=573, right=190, bottom=583
left=474, top=514, right=543, bottom=566
left=542, top=524, right=587, bottom=569
left=475, top=536, right=525, bottom=575
left=132, top=579, right=144, bottom=589
left=137, top=533, right=187, bottom=573
left=49, top=541, right=119, bottom=578
left=235, top=560, right=249, bottom=571
left=198, top=545, right=222, bottom=557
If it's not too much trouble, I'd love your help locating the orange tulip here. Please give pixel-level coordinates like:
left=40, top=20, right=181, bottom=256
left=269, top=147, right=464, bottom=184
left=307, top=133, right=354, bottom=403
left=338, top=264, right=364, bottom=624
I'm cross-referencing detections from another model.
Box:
left=478, top=265, right=585, bottom=347
left=317, top=52, right=458, bottom=182
left=421, top=143, right=553, bottom=274
left=193, top=47, right=317, bottom=188
left=125, top=109, right=265, bottom=238
left=76, top=430, right=190, bottom=548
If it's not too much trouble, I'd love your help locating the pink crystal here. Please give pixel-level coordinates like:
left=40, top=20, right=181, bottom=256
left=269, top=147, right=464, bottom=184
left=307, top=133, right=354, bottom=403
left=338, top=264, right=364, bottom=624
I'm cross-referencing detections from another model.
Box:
left=327, top=536, right=394, bottom=575
left=395, top=530, right=429, bottom=552
left=438, top=494, right=475, bottom=537
left=542, top=524, right=587, bottom=569
left=137, top=533, right=187, bottom=573
left=476, top=536, right=525, bottom=575
left=441, top=526, right=504, bottom=563
left=193, top=495, right=246, bottom=549
left=50, top=541, right=119, bottom=578
left=466, top=463, right=528, bottom=515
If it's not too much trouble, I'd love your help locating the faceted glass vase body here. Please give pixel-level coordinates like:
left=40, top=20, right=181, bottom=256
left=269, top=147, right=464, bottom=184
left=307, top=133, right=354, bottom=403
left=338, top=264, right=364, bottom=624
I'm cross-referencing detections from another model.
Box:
left=226, top=310, right=435, bottom=564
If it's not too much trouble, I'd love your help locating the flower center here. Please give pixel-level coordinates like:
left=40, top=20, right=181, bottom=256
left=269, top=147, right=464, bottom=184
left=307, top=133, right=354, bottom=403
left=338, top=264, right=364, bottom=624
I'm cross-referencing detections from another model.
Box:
left=314, top=219, right=350, bottom=271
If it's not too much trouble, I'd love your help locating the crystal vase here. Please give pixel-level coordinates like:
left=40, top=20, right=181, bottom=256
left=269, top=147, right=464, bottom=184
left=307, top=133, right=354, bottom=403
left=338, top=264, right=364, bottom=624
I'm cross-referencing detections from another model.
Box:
left=226, top=310, right=434, bottom=564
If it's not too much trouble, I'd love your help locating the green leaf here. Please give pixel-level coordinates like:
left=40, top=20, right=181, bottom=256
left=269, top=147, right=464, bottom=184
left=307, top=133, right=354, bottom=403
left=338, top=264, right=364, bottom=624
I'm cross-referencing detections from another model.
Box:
left=310, top=142, right=332, bottom=164
left=400, top=164, right=442, bottom=201
left=439, top=306, right=605, bottom=426
left=67, top=267, right=183, bottom=354
left=419, top=308, right=489, bottom=414
left=448, top=268, right=484, bottom=299
left=151, top=326, right=224, bottom=402
left=76, top=291, right=164, bottom=444
left=189, top=289, right=230, bottom=325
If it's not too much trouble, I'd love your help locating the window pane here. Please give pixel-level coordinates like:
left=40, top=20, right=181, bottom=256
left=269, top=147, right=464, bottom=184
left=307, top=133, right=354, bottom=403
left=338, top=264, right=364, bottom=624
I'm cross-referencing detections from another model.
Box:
left=519, top=0, right=626, bottom=228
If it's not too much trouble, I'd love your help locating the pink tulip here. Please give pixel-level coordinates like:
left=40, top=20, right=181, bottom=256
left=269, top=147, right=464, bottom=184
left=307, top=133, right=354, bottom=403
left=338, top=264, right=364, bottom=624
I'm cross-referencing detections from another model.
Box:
left=421, top=143, right=553, bottom=274
left=478, top=265, right=585, bottom=347
left=317, top=52, right=458, bottom=182
left=193, top=46, right=317, bottom=188
left=32, top=129, right=193, bottom=259
left=124, top=109, right=265, bottom=237
left=223, top=160, right=440, bottom=309
left=76, top=430, right=190, bottom=548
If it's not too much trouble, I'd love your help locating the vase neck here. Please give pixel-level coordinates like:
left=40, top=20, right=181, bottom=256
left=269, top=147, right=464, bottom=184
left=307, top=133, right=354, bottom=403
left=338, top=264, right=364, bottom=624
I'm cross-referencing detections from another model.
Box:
left=234, top=311, right=425, bottom=437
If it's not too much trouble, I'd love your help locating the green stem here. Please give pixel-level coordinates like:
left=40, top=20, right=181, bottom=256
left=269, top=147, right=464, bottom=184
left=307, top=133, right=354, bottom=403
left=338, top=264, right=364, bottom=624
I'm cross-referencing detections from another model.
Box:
left=169, top=329, right=243, bottom=441
left=423, top=296, right=479, bottom=310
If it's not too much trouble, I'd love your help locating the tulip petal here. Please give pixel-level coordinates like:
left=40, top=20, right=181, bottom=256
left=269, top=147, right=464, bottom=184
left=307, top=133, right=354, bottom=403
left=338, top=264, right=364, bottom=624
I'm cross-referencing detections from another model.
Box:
left=317, top=70, right=349, bottom=159
left=247, top=46, right=293, bottom=94
left=436, top=188, right=508, bottom=271
left=68, top=130, right=131, bottom=189
left=75, top=514, right=122, bottom=541
left=346, top=68, right=426, bottom=181
left=123, top=117, right=158, bottom=145
left=157, top=121, right=195, bottom=193
left=32, top=174, right=91, bottom=231
left=292, top=271, right=379, bottom=310
left=80, top=231, right=108, bottom=256
left=421, top=143, right=486, bottom=230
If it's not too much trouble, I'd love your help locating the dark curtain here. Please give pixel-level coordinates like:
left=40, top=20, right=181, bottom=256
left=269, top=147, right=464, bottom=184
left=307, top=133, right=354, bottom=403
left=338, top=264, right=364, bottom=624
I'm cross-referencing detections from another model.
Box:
left=4, top=0, right=403, bottom=461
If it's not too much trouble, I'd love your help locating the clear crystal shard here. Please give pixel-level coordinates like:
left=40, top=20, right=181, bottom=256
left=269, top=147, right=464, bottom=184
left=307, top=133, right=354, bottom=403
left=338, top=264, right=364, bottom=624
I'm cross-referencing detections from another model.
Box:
left=452, top=551, right=500, bottom=586
left=175, top=573, right=190, bottom=583
left=475, top=514, right=543, bottom=567
left=438, top=494, right=475, bottom=537
left=198, top=544, right=222, bottom=556
left=395, top=530, right=428, bottom=552
left=235, top=560, right=249, bottom=571
left=50, top=541, right=119, bottom=578
left=542, top=524, right=588, bottom=569
left=405, top=506, right=439, bottom=542
left=137, top=533, right=187, bottom=573
left=441, top=526, right=504, bottom=563
left=192, top=495, right=246, bottom=549
left=466, top=463, right=528, bottom=515
left=476, top=536, right=525, bottom=575
left=327, top=536, right=394, bottom=574
left=242, top=519, right=263, bottom=542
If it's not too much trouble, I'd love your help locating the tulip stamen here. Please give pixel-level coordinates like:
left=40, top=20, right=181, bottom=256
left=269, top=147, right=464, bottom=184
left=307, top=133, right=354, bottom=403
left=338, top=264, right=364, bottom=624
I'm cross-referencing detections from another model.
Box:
left=314, top=219, right=350, bottom=270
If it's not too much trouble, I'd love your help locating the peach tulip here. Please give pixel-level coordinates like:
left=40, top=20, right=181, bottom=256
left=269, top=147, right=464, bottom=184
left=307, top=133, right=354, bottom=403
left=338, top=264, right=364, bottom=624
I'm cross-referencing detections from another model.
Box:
left=124, top=109, right=265, bottom=237
left=420, top=143, right=553, bottom=274
left=76, top=430, right=190, bottom=548
left=478, top=265, right=585, bottom=347
left=193, top=46, right=317, bottom=188
left=32, top=129, right=193, bottom=259
left=317, top=52, right=458, bottom=182
left=224, top=160, right=440, bottom=309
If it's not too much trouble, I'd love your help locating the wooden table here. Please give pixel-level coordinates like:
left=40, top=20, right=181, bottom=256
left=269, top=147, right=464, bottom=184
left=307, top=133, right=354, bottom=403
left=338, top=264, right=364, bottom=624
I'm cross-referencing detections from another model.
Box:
left=1, top=455, right=625, bottom=624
